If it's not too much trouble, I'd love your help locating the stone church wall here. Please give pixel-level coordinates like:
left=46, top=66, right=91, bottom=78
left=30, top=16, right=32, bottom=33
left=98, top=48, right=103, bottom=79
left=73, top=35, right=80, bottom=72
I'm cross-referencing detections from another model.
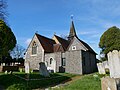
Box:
left=25, top=35, right=44, bottom=70
left=65, top=50, right=82, bottom=74
left=45, top=52, right=61, bottom=72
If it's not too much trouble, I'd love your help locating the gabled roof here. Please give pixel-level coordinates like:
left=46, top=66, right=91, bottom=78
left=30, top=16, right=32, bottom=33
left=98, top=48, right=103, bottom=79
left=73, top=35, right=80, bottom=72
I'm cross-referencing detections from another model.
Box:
left=35, top=33, right=56, bottom=53
left=68, top=36, right=97, bottom=54
left=78, top=38, right=97, bottom=54
left=54, top=35, right=69, bottom=51
left=53, top=44, right=64, bottom=52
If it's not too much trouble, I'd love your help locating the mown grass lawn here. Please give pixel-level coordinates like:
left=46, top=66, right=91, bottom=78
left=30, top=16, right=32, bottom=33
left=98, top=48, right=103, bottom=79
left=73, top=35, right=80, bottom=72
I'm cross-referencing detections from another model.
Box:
left=0, top=72, right=106, bottom=90
left=53, top=73, right=105, bottom=90
left=0, top=72, right=75, bottom=90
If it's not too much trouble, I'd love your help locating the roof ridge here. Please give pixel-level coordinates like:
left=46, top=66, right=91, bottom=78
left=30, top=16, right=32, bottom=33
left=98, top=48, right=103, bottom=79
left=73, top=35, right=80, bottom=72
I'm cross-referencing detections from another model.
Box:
left=54, top=35, right=68, bottom=42
left=35, top=33, right=55, bottom=41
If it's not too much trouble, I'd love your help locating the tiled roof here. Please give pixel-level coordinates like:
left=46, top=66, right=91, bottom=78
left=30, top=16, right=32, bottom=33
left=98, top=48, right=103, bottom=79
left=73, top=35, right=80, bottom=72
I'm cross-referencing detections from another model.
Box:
left=54, top=35, right=69, bottom=51
left=35, top=33, right=96, bottom=54
left=77, top=37, right=97, bottom=54
left=35, top=33, right=55, bottom=53
left=53, top=44, right=64, bottom=52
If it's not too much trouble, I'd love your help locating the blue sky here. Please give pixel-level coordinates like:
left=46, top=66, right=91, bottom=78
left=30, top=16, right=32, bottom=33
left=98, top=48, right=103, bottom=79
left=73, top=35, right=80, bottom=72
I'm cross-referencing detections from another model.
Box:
left=7, top=0, right=120, bottom=56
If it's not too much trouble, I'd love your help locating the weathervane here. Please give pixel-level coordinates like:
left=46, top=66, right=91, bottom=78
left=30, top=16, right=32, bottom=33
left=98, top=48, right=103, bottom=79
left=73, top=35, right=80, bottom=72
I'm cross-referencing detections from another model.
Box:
left=71, top=15, right=74, bottom=21
left=54, top=32, right=56, bottom=35
left=36, top=31, right=38, bottom=34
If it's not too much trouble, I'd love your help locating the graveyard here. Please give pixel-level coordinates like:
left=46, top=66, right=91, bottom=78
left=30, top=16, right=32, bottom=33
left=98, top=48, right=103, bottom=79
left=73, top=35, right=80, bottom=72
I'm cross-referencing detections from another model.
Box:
left=0, top=71, right=104, bottom=90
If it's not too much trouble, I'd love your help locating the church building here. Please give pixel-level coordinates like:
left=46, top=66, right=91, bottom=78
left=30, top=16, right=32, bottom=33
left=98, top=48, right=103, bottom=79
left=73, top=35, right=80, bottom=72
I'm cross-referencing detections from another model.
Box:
left=25, top=19, right=97, bottom=74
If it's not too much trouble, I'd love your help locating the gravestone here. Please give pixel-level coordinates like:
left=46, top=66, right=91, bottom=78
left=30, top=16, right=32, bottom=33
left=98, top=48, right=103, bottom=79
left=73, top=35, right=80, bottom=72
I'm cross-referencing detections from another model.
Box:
left=97, top=63, right=106, bottom=74
left=101, top=76, right=117, bottom=90
left=102, top=61, right=109, bottom=69
left=25, top=61, right=30, bottom=73
left=39, top=62, right=50, bottom=77
left=107, top=50, right=120, bottom=78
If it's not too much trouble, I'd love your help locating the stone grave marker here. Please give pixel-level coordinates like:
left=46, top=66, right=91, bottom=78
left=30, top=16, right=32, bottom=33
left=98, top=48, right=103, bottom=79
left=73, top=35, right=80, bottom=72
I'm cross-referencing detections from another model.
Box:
left=97, top=63, right=106, bottom=74
left=25, top=61, right=30, bottom=73
left=39, top=62, right=50, bottom=77
left=101, top=76, right=117, bottom=90
left=107, top=50, right=120, bottom=78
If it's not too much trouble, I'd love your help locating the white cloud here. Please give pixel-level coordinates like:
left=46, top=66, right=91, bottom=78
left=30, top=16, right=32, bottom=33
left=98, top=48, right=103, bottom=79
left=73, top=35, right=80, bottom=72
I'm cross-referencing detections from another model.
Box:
left=79, top=31, right=97, bottom=35
left=25, top=38, right=32, bottom=45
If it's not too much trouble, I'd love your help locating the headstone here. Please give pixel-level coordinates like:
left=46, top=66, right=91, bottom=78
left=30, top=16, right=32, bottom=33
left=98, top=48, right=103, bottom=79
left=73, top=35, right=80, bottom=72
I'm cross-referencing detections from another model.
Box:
left=107, top=50, right=120, bottom=78
left=102, top=61, right=109, bottom=69
left=39, top=62, right=50, bottom=77
left=25, top=61, right=30, bottom=73
left=101, top=76, right=120, bottom=90
left=3, top=63, right=5, bottom=66
left=97, top=63, right=106, bottom=74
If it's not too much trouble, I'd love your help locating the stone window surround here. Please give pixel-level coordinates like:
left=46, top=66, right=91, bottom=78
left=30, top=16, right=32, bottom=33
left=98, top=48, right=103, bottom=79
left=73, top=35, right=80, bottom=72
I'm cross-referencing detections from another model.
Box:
left=31, top=41, right=38, bottom=55
left=72, top=46, right=76, bottom=50
left=50, top=58, right=53, bottom=65
left=61, top=58, right=66, bottom=66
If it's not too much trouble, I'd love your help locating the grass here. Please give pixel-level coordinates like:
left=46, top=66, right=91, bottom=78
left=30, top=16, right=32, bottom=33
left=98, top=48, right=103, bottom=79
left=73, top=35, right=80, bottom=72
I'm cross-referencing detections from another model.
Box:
left=53, top=73, right=107, bottom=90
left=0, top=72, right=108, bottom=90
left=0, top=72, right=75, bottom=90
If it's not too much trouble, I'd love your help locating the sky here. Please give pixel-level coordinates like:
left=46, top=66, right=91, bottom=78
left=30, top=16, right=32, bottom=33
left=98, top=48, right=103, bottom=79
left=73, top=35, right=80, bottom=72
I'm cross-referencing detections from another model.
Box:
left=7, top=0, right=120, bottom=57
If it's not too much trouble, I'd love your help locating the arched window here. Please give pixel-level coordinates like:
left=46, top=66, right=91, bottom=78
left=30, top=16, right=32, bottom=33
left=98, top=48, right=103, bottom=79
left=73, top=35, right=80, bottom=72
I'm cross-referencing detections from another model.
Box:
left=50, top=58, right=53, bottom=64
left=32, top=41, right=37, bottom=55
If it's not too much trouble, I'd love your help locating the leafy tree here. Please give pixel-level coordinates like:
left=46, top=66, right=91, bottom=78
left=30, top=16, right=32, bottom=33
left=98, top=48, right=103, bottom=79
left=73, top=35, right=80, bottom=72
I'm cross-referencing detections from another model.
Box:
left=99, top=26, right=120, bottom=55
left=0, top=20, right=16, bottom=61
left=0, top=0, right=7, bottom=21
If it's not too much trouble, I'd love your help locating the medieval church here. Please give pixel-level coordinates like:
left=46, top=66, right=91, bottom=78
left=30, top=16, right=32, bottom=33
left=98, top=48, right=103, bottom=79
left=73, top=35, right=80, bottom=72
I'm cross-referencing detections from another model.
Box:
left=25, top=20, right=97, bottom=74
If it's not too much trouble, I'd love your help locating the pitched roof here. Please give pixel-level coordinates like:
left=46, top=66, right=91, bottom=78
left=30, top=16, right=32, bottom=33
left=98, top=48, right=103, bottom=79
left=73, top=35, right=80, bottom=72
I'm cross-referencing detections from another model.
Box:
left=53, top=44, right=64, bottom=52
left=77, top=37, right=97, bottom=54
left=54, top=35, right=69, bottom=51
left=35, top=33, right=56, bottom=53
left=68, top=21, right=77, bottom=41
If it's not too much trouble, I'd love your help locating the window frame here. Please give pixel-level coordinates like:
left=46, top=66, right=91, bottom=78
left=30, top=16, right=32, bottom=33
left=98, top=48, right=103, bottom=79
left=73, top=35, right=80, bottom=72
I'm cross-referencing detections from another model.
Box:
left=72, top=46, right=76, bottom=50
left=31, top=41, right=37, bottom=55
left=61, top=58, right=66, bottom=66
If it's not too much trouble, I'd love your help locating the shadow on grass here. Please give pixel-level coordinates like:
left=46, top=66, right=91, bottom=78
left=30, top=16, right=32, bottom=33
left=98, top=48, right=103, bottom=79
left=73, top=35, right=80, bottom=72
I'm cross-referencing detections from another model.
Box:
left=0, top=72, right=73, bottom=90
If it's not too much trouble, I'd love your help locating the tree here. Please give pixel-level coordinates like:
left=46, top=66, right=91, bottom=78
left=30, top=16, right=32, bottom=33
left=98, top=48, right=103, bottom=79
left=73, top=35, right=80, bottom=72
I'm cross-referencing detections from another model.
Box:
left=10, top=44, right=25, bottom=59
left=99, top=26, right=120, bottom=55
left=0, top=0, right=7, bottom=21
left=0, top=20, right=16, bottom=61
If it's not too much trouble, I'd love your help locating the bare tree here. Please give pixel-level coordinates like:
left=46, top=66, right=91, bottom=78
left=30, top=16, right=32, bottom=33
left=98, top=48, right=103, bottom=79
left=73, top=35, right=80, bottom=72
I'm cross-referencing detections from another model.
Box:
left=60, top=34, right=68, bottom=40
left=0, top=0, right=7, bottom=21
left=10, top=44, right=26, bottom=59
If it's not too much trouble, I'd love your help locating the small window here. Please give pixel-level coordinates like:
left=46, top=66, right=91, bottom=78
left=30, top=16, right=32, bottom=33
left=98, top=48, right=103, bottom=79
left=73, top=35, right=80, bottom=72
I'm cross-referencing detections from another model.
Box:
left=50, top=58, right=53, bottom=64
left=32, top=41, right=37, bottom=55
left=72, top=46, right=76, bottom=50
left=61, top=58, right=66, bottom=66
